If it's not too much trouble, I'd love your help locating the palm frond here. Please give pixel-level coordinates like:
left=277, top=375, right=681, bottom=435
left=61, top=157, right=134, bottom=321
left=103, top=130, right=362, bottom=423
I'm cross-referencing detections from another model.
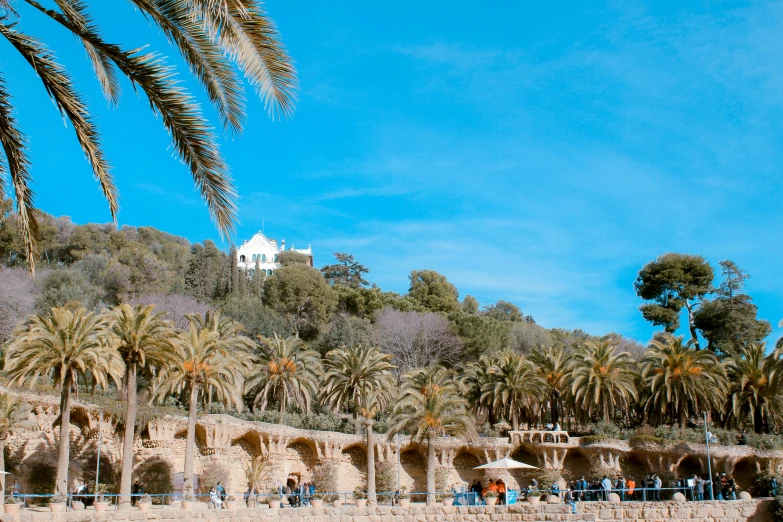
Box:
left=129, top=0, right=247, bottom=134
left=53, top=0, right=122, bottom=105
left=0, top=72, right=39, bottom=275
left=0, top=17, right=118, bottom=228
left=25, top=1, right=238, bottom=238
left=190, top=0, right=297, bottom=120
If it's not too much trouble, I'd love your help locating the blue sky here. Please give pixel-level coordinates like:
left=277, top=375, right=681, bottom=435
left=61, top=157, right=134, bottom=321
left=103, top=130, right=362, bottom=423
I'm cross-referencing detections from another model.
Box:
left=2, top=1, right=781, bottom=344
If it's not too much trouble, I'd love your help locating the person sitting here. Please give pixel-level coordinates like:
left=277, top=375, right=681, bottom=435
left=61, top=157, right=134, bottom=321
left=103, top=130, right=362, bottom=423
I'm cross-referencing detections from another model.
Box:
left=209, top=486, right=222, bottom=509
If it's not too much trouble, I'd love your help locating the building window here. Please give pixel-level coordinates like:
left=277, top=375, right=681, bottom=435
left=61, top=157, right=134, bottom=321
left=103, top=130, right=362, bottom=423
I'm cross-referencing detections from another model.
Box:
left=274, top=254, right=279, bottom=263
left=262, top=254, right=266, bottom=262
left=239, top=255, right=245, bottom=263
left=249, top=269, right=254, bottom=277
left=267, top=269, right=273, bottom=276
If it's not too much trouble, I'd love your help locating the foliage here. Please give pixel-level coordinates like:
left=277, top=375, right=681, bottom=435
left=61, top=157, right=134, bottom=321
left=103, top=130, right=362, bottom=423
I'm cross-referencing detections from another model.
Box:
left=450, top=313, right=510, bottom=360
left=374, top=308, right=463, bottom=371
left=26, top=462, right=56, bottom=505
left=725, top=342, right=783, bottom=433
left=263, top=264, right=337, bottom=338
left=138, top=460, right=173, bottom=504
left=199, top=461, right=233, bottom=494
left=314, top=461, right=341, bottom=494
left=375, top=461, right=396, bottom=500
left=219, top=295, right=292, bottom=339
left=408, top=270, right=460, bottom=313
left=462, top=295, right=479, bottom=314
left=635, top=253, right=714, bottom=348
left=243, top=455, right=274, bottom=491
left=322, top=253, right=370, bottom=288
left=483, top=300, right=524, bottom=322
left=481, top=351, right=544, bottom=431
left=278, top=251, right=312, bottom=267
left=321, top=344, right=395, bottom=416
left=83, top=454, right=119, bottom=494
left=586, top=421, right=625, bottom=439
left=246, top=334, right=322, bottom=413
left=310, top=313, right=374, bottom=355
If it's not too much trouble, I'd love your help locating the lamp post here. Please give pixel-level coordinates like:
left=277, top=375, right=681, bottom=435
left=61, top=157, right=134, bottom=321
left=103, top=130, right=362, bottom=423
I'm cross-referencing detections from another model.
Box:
left=703, top=412, right=717, bottom=501
left=95, top=412, right=103, bottom=502
left=396, top=433, right=401, bottom=495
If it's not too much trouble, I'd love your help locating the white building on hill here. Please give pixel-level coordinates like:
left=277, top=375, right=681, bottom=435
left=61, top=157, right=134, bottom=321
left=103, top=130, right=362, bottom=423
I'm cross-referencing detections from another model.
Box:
left=236, top=232, right=313, bottom=277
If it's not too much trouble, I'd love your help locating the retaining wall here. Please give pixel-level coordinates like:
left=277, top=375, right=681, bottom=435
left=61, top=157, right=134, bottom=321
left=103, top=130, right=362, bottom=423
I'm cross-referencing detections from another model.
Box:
left=0, top=499, right=774, bottom=522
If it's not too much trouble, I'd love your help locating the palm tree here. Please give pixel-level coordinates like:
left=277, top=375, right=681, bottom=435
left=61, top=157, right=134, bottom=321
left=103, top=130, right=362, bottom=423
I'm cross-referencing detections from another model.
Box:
left=569, top=340, right=638, bottom=424
left=0, top=0, right=296, bottom=273
left=151, top=312, right=252, bottom=497
left=529, top=344, right=573, bottom=427
left=462, top=356, right=495, bottom=424
left=321, top=344, right=396, bottom=418
left=109, top=304, right=175, bottom=508
left=355, top=390, right=393, bottom=505
left=726, top=342, right=781, bottom=434
left=482, top=352, right=544, bottom=431
left=0, top=393, right=35, bottom=489
left=641, top=334, right=727, bottom=428
left=246, top=334, right=321, bottom=413
left=5, top=307, right=122, bottom=494
left=387, top=367, right=475, bottom=506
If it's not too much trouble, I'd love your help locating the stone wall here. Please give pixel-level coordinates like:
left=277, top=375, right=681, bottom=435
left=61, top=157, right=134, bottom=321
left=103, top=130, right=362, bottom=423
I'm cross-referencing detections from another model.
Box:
left=4, top=386, right=783, bottom=497
left=576, top=500, right=773, bottom=522
left=0, top=500, right=775, bottom=522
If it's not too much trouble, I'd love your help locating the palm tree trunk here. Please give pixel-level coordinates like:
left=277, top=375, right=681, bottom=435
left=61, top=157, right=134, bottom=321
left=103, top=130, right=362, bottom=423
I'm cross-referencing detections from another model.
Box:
left=366, top=420, right=376, bottom=505
left=754, top=407, right=763, bottom=434
left=512, top=411, right=519, bottom=432
left=119, top=363, right=138, bottom=509
left=426, top=436, right=436, bottom=506
left=0, top=436, right=5, bottom=505
left=55, top=380, right=73, bottom=494
left=183, top=386, right=199, bottom=491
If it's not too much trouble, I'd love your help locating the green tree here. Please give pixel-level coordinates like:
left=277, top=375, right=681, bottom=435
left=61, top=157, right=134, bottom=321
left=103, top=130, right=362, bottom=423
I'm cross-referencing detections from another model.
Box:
left=635, top=253, right=714, bottom=349
left=387, top=368, right=474, bottom=505
left=462, top=295, right=479, bottom=314
left=462, top=356, right=496, bottom=423
left=278, top=251, right=311, bottom=267
left=152, top=312, right=252, bottom=491
left=408, top=270, right=460, bottom=313
left=109, top=304, right=175, bottom=507
left=219, top=295, right=292, bottom=338
left=482, top=352, right=544, bottom=431
left=246, top=334, right=321, bottom=413
left=263, top=264, right=337, bottom=337
left=483, top=300, right=523, bottom=322
left=694, top=261, right=771, bottom=356
left=641, top=334, right=727, bottom=428
left=450, top=313, right=510, bottom=360
left=5, top=307, right=123, bottom=494
left=36, top=269, right=99, bottom=312
left=0, top=393, right=35, bottom=483
left=310, top=313, right=374, bottom=355
left=726, top=342, right=782, bottom=434
left=529, top=344, right=573, bottom=426
left=184, top=241, right=226, bottom=301
left=569, top=340, right=638, bottom=424
left=1, top=0, right=296, bottom=274
left=321, top=252, right=370, bottom=288
left=321, top=344, right=395, bottom=417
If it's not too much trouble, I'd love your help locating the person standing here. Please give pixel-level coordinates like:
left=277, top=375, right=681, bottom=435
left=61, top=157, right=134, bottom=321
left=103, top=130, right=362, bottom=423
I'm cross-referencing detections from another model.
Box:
left=626, top=477, right=635, bottom=501
left=770, top=476, right=778, bottom=498
left=695, top=476, right=704, bottom=501
left=653, top=475, right=662, bottom=501
left=497, top=480, right=507, bottom=505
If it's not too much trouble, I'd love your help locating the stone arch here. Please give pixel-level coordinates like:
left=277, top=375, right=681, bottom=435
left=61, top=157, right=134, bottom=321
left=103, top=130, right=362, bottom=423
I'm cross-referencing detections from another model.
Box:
left=509, top=447, right=540, bottom=489
left=230, top=430, right=262, bottom=463
left=69, top=406, right=93, bottom=434
left=400, top=449, right=426, bottom=496
left=563, top=449, right=592, bottom=480
left=676, top=455, right=704, bottom=479
left=453, top=451, right=482, bottom=485
left=340, top=444, right=368, bottom=492
left=733, top=458, right=756, bottom=492
left=284, top=439, right=317, bottom=486
left=620, top=453, right=646, bottom=480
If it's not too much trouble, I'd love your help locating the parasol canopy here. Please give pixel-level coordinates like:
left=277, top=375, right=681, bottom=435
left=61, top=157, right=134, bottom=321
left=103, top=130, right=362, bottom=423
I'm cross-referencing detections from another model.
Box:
left=474, top=456, right=538, bottom=470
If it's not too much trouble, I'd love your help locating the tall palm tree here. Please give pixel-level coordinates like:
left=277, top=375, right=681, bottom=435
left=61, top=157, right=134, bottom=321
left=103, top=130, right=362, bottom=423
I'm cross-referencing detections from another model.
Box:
left=726, top=342, right=781, bottom=434
left=152, top=312, right=252, bottom=496
left=529, top=344, right=573, bottom=426
left=246, top=334, right=321, bottom=413
left=0, top=393, right=35, bottom=491
left=641, top=334, right=727, bottom=428
left=0, top=0, right=296, bottom=274
left=109, top=304, right=175, bottom=508
left=482, top=352, right=544, bottom=431
left=321, top=344, right=396, bottom=418
left=462, top=356, right=495, bottom=424
left=569, top=340, right=638, bottom=424
left=355, top=389, right=393, bottom=505
left=5, top=307, right=122, bottom=494
left=387, top=367, right=474, bottom=506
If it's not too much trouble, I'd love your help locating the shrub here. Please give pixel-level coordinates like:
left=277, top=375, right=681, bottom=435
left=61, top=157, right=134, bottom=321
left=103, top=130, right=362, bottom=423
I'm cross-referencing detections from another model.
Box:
left=629, top=434, right=664, bottom=448
left=746, top=433, right=783, bottom=451
left=581, top=435, right=606, bottom=445
left=587, top=421, right=623, bottom=439
left=138, top=459, right=174, bottom=504
left=198, top=461, right=232, bottom=495
left=83, top=454, right=118, bottom=494
left=435, top=468, right=450, bottom=493
left=26, top=462, right=56, bottom=506
left=314, top=461, right=340, bottom=494
left=375, top=461, right=396, bottom=502
left=775, top=495, right=783, bottom=522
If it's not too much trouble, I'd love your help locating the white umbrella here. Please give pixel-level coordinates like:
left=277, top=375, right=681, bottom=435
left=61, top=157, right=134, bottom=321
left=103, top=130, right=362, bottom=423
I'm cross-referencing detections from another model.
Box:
left=474, top=457, right=537, bottom=471
left=474, top=457, right=538, bottom=501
